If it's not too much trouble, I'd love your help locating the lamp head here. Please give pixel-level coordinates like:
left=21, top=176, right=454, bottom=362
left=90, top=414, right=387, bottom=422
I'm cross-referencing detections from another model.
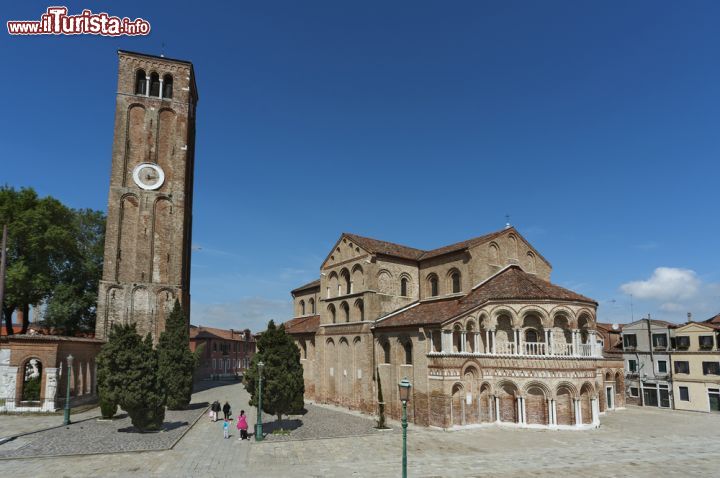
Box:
left=67, top=354, right=74, bottom=366
left=398, top=377, right=411, bottom=403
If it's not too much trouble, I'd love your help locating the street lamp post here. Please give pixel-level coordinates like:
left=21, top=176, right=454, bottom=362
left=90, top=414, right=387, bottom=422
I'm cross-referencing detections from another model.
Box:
left=63, top=354, right=74, bottom=426
left=398, top=377, right=412, bottom=478
left=255, top=360, right=264, bottom=442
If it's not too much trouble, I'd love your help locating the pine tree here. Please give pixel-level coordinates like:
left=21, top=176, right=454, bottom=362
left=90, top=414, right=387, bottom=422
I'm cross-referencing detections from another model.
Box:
left=96, top=323, right=166, bottom=431
left=245, top=320, right=304, bottom=422
left=158, top=300, right=196, bottom=410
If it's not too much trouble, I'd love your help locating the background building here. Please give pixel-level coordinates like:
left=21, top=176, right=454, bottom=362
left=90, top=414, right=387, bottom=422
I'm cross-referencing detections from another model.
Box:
left=670, top=319, right=720, bottom=413
left=621, top=318, right=675, bottom=408
left=189, top=326, right=255, bottom=380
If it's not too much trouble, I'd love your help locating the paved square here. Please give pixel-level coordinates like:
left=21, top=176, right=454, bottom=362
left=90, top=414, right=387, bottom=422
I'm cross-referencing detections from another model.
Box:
left=1, top=381, right=719, bottom=477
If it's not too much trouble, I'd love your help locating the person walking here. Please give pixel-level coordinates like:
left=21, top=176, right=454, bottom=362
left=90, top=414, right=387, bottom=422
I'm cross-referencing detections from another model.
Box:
left=222, top=401, right=231, bottom=420
left=237, top=410, right=248, bottom=440
left=223, top=417, right=230, bottom=439
left=211, top=400, right=221, bottom=422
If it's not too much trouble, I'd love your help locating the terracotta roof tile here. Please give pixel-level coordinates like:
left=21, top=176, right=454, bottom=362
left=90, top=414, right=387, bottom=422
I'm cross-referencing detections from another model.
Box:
left=189, top=326, right=253, bottom=341
left=291, top=279, right=321, bottom=294
left=284, top=315, right=320, bottom=334
left=705, top=313, right=720, bottom=324
left=343, top=233, right=426, bottom=261
left=343, top=227, right=551, bottom=265
left=375, top=265, right=596, bottom=329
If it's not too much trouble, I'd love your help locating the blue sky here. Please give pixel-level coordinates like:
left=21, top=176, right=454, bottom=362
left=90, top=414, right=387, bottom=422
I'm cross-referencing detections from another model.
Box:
left=2, top=1, right=719, bottom=331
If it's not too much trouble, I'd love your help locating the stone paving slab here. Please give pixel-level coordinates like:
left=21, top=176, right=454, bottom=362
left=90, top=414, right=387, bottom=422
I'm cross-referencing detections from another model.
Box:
left=1, top=381, right=720, bottom=477
left=262, top=402, right=399, bottom=442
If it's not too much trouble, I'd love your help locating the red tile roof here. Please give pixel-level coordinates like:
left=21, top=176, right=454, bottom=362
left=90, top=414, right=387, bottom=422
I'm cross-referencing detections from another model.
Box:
left=596, top=322, right=623, bottom=332
left=189, top=326, right=254, bottom=341
left=705, top=313, right=720, bottom=325
left=291, top=279, right=321, bottom=294
left=343, top=227, right=551, bottom=265
left=284, top=315, right=320, bottom=334
left=375, top=265, right=596, bottom=329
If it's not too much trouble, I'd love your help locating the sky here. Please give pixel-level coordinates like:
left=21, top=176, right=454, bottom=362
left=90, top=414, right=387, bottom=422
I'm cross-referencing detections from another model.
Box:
left=2, top=1, right=719, bottom=332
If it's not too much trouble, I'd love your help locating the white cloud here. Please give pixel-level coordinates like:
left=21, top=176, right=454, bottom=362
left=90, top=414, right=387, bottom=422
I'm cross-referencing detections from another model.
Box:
left=191, top=297, right=293, bottom=333
left=620, top=267, right=700, bottom=301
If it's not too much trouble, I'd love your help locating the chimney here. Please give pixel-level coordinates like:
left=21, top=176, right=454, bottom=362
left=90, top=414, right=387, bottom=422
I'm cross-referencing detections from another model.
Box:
left=687, top=312, right=692, bottom=323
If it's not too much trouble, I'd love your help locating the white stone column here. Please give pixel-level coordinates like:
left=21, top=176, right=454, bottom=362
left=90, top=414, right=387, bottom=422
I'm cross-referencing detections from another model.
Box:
left=485, top=330, right=490, bottom=354
left=591, top=397, right=600, bottom=426
left=516, top=397, right=522, bottom=424
left=144, top=76, right=150, bottom=96
left=460, top=331, right=466, bottom=353
left=574, top=399, right=582, bottom=426
left=41, top=368, right=59, bottom=412
left=158, top=78, right=164, bottom=99
left=515, top=329, right=521, bottom=355
left=520, top=397, right=527, bottom=425
left=572, top=329, right=579, bottom=355
left=494, top=396, right=501, bottom=423
left=442, top=330, right=452, bottom=353
left=473, top=333, right=480, bottom=354
left=491, top=329, right=496, bottom=355
left=551, top=399, right=558, bottom=426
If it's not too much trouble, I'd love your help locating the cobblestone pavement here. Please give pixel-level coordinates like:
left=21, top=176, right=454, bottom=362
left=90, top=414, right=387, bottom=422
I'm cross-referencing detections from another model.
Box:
left=0, top=404, right=207, bottom=458
left=1, top=380, right=719, bottom=477
left=0, top=407, right=100, bottom=440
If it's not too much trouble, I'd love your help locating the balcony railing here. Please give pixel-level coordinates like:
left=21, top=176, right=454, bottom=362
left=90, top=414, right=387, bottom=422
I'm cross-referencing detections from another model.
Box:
left=431, top=340, right=603, bottom=358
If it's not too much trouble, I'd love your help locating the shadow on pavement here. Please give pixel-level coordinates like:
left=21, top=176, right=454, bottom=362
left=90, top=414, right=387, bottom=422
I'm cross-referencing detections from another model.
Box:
left=192, top=380, right=243, bottom=394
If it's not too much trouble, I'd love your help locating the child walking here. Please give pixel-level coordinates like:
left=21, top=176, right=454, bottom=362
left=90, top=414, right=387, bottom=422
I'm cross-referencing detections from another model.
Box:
left=223, top=417, right=230, bottom=439
left=237, top=410, right=248, bottom=440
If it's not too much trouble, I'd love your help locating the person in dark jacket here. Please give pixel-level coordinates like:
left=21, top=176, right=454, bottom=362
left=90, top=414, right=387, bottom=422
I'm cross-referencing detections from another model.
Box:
left=222, top=401, right=231, bottom=420
left=211, top=400, right=221, bottom=422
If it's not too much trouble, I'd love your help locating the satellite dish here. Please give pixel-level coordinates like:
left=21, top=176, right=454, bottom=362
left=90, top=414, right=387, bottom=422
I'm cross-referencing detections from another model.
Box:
left=612, top=323, right=620, bottom=331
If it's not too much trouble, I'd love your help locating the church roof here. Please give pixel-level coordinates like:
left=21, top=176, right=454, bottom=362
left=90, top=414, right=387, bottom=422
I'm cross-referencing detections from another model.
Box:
left=291, top=279, right=321, bottom=294
left=284, top=315, right=320, bottom=334
left=375, top=265, right=596, bottom=329
left=343, top=227, right=550, bottom=265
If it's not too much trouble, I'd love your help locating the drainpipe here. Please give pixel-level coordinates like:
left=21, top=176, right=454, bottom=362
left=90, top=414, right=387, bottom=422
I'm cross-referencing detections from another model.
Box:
left=646, top=315, right=656, bottom=406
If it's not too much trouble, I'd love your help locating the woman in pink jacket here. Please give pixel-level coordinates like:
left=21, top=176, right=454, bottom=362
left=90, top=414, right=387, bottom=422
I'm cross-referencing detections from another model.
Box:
left=236, top=410, right=249, bottom=440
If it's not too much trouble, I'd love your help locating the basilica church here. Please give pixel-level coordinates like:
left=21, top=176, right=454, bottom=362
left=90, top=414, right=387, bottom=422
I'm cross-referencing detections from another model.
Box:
left=285, top=226, right=625, bottom=429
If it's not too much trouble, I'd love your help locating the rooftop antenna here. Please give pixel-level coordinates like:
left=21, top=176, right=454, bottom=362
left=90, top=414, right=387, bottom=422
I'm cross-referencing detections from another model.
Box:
left=630, top=293, right=634, bottom=322
left=504, top=214, right=511, bottom=229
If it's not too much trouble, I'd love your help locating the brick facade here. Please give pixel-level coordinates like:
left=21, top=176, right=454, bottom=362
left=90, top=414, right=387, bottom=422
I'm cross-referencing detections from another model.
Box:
left=287, top=228, right=625, bottom=430
left=189, top=326, right=256, bottom=379
left=96, top=50, right=198, bottom=342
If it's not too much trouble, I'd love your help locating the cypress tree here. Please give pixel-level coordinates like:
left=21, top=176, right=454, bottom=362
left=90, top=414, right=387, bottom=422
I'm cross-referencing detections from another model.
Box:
left=158, top=300, right=195, bottom=410
left=96, top=323, right=165, bottom=431
left=245, top=320, right=304, bottom=422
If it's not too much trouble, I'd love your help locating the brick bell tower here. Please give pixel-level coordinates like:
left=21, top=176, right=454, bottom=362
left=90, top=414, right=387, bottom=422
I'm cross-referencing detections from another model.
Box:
left=96, top=50, right=198, bottom=341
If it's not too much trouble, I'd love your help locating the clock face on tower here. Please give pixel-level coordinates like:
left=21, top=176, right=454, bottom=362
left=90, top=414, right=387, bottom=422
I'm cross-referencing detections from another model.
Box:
left=132, top=163, right=165, bottom=190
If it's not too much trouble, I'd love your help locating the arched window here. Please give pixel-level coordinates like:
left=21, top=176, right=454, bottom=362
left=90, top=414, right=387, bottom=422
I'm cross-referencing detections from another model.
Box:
left=525, top=329, right=538, bottom=343
left=381, top=340, right=391, bottom=364
left=341, top=269, right=351, bottom=295
left=22, top=359, right=42, bottom=401
left=355, top=299, right=364, bottom=321
left=341, top=301, right=350, bottom=322
left=451, top=271, right=461, bottom=293
left=162, top=74, right=173, bottom=99
left=428, top=274, right=439, bottom=297
left=309, top=298, right=315, bottom=314
left=149, top=72, right=160, bottom=97
left=404, top=341, right=413, bottom=365
left=135, top=69, right=147, bottom=95
left=328, top=304, right=336, bottom=324
left=299, top=300, right=305, bottom=316
left=400, top=277, right=408, bottom=296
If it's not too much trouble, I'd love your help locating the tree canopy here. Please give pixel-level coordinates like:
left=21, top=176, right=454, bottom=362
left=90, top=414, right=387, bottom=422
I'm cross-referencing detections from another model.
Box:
left=0, top=186, right=105, bottom=335
left=158, top=300, right=196, bottom=410
left=245, top=320, right=304, bottom=422
left=96, top=323, right=166, bottom=431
